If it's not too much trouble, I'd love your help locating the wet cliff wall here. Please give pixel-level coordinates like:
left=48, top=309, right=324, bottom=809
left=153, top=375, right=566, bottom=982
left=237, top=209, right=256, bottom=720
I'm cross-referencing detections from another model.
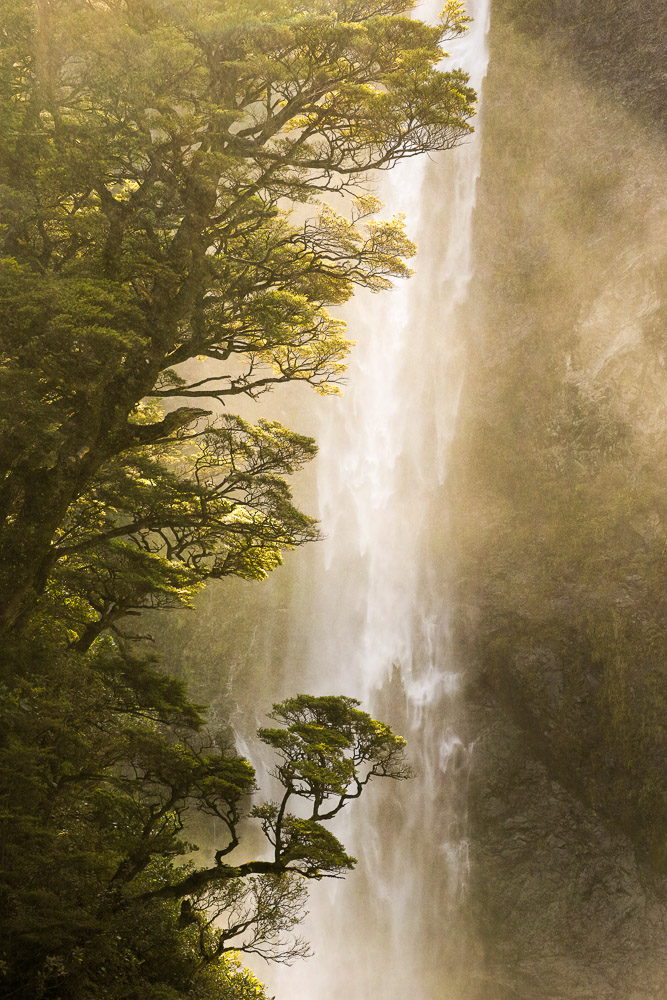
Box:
left=450, top=1, right=666, bottom=995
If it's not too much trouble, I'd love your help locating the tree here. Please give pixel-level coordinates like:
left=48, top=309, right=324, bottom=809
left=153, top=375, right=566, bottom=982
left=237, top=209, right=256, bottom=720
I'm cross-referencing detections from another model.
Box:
left=0, top=642, right=409, bottom=997
left=0, top=0, right=476, bottom=635
left=41, top=415, right=320, bottom=651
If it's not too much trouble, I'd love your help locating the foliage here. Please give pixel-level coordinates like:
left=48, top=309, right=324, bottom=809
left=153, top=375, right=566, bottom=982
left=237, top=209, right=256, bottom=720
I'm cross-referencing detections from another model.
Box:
left=0, top=1, right=470, bottom=994
left=0, top=641, right=408, bottom=997
left=0, top=0, right=476, bottom=636
left=38, top=416, right=320, bottom=649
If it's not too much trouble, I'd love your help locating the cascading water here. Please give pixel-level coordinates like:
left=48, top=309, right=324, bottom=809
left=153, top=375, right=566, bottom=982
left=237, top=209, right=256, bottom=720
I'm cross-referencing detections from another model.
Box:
left=259, top=2, right=491, bottom=996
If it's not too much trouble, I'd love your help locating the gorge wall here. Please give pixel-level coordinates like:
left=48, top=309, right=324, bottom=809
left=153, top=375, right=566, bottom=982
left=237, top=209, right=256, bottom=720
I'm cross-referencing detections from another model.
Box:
left=449, top=1, right=666, bottom=995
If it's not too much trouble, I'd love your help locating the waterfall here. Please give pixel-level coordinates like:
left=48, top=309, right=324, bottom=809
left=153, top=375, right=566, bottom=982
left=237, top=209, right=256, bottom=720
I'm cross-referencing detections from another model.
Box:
left=259, top=2, right=491, bottom=996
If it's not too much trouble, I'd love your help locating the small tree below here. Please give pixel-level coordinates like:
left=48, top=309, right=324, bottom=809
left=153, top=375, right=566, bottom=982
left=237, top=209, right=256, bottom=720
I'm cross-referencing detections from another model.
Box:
left=134, top=695, right=411, bottom=958
left=0, top=647, right=410, bottom=995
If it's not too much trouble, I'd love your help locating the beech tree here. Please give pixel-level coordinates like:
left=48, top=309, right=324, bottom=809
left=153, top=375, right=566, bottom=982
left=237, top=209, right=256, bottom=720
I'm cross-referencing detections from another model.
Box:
left=0, top=0, right=475, bottom=636
left=42, top=415, right=320, bottom=650
left=0, top=647, right=409, bottom=996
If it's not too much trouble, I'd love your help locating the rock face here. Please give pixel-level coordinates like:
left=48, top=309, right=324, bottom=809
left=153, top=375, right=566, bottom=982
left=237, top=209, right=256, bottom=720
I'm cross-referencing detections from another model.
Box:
left=498, top=0, right=667, bottom=133
left=450, top=0, right=667, bottom=994
left=465, top=701, right=666, bottom=999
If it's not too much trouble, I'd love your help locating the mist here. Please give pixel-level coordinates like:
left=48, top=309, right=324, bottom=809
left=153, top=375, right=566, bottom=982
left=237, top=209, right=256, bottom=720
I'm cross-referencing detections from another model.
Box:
left=155, top=2, right=666, bottom=997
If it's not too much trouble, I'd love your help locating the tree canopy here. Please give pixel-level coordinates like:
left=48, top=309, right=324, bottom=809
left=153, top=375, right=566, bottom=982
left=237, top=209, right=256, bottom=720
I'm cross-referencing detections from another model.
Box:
left=0, top=0, right=475, bottom=637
